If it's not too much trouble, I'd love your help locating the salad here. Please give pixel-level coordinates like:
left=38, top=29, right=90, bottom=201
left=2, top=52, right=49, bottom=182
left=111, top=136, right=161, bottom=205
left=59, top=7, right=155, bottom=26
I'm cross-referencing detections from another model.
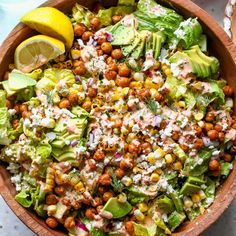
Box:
left=0, top=0, right=236, bottom=235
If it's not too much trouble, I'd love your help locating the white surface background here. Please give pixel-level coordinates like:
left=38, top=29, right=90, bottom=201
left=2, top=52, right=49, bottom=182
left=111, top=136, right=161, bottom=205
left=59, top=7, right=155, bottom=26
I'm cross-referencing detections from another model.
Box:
left=0, top=0, right=235, bottom=235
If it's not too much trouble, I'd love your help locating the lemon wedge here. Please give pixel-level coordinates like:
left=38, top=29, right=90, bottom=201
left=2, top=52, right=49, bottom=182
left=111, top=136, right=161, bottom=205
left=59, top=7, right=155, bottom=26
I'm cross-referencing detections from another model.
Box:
left=21, top=7, right=74, bottom=49
left=14, top=35, right=65, bottom=73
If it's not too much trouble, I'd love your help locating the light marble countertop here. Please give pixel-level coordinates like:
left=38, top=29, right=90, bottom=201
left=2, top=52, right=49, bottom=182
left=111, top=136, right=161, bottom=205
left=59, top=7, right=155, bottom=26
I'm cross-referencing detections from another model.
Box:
left=0, top=0, right=235, bottom=236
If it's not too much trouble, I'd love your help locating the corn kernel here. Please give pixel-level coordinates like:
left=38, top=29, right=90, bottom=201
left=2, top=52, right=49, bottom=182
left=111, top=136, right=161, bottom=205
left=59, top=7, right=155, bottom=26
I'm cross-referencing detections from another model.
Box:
left=198, top=121, right=205, bottom=128
left=150, top=88, right=158, bottom=98
left=70, top=175, right=80, bottom=186
left=173, top=161, right=183, bottom=171
left=111, top=93, right=120, bottom=101
left=133, top=167, right=141, bottom=174
left=164, top=68, right=172, bottom=76
left=47, top=205, right=57, bottom=215
left=152, top=143, right=159, bottom=151
left=184, top=197, right=193, bottom=209
left=121, top=87, right=129, bottom=96
left=114, top=105, right=119, bottom=112
left=122, top=177, right=133, bottom=187
left=165, top=154, right=174, bottom=164
left=74, top=181, right=85, bottom=194
left=178, top=101, right=186, bottom=108
left=144, top=78, right=160, bottom=89
left=150, top=129, right=158, bottom=136
left=194, top=112, right=204, bottom=121
left=165, top=229, right=172, bottom=235
left=134, top=209, right=145, bottom=221
left=155, top=148, right=165, bottom=158
left=147, top=153, right=156, bottom=165
left=130, top=81, right=143, bottom=89
left=200, top=206, right=205, bottom=214
left=192, top=193, right=201, bottom=203
left=150, top=173, right=160, bottom=182
left=121, top=126, right=129, bottom=135
left=199, top=190, right=206, bottom=200
left=71, top=49, right=81, bottom=59
left=138, top=203, right=148, bottom=212
left=133, top=72, right=144, bottom=81
left=155, top=168, right=163, bottom=175
left=162, top=64, right=168, bottom=70
left=117, top=193, right=127, bottom=203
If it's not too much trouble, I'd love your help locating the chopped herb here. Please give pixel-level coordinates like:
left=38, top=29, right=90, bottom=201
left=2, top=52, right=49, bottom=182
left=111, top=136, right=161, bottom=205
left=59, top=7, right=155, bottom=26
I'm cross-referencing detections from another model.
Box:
left=176, top=120, right=182, bottom=126
left=145, top=99, right=158, bottom=114
left=110, top=168, right=124, bottom=193
left=105, top=110, right=111, bottom=117
left=140, top=116, right=144, bottom=120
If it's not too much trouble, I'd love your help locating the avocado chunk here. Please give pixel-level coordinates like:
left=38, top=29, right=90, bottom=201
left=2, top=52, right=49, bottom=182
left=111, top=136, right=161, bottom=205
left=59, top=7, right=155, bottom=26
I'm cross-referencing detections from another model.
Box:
left=156, top=195, right=175, bottom=214
left=8, top=72, right=36, bottom=91
left=102, top=197, right=132, bottom=219
left=133, top=221, right=157, bottom=236
left=168, top=211, right=186, bottom=231
left=131, top=30, right=147, bottom=59
left=2, top=81, right=16, bottom=97
left=122, top=32, right=142, bottom=56
left=180, top=183, right=202, bottom=195
left=51, top=146, right=76, bottom=162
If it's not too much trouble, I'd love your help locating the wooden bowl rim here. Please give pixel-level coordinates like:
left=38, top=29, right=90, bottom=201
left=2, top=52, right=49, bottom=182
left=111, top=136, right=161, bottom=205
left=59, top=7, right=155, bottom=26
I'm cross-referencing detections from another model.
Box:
left=0, top=0, right=236, bottom=236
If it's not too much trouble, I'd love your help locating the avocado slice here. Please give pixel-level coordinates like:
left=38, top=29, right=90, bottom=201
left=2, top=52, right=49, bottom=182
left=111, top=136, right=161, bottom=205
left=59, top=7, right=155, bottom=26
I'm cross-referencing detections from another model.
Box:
left=102, top=197, right=132, bottom=219
left=168, top=211, right=186, bottom=231
left=51, top=146, right=76, bottom=161
left=131, top=30, right=147, bottom=59
left=8, top=72, right=36, bottom=91
left=180, top=182, right=202, bottom=195
left=122, top=32, right=141, bottom=56
left=152, top=32, right=165, bottom=59
left=133, top=220, right=157, bottom=236
left=51, top=139, right=65, bottom=148
left=2, top=81, right=16, bottom=97
left=156, top=195, right=175, bottom=214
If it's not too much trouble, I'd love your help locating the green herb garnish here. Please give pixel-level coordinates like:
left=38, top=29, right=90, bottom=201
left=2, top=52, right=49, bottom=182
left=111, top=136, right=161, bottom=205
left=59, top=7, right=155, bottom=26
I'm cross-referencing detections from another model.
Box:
left=145, top=98, right=158, bottom=114
left=110, top=168, right=124, bottom=193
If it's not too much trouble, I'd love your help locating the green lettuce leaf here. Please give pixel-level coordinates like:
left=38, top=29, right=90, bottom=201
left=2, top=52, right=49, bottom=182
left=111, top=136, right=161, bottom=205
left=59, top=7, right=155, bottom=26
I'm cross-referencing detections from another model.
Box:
left=15, top=189, right=33, bottom=207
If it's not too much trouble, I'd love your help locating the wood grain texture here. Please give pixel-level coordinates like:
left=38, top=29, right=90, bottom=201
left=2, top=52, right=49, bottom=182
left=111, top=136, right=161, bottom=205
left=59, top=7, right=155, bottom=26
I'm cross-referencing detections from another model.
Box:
left=0, top=0, right=236, bottom=235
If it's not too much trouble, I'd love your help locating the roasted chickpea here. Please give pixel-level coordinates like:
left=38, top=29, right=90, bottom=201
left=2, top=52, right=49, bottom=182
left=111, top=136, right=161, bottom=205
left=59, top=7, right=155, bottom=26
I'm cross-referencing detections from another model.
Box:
left=103, top=191, right=113, bottom=202
left=155, top=92, right=164, bottom=102
left=82, top=31, right=94, bottom=41
left=140, top=142, right=152, bottom=154
left=194, top=138, right=204, bottom=150
left=82, top=196, right=91, bottom=205
left=87, top=87, right=97, bottom=98
left=172, top=131, right=179, bottom=141
left=115, top=77, right=130, bottom=87
left=223, top=85, right=234, bottom=97
left=128, top=143, right=140, bottom=154
left=82, top=101, right=92, bottom=112
left=3, top=71, right=9, bottom=81
left=74, top=23, right=87, bottom=36
left=120, top=158, right=134, bottom=170
left=215, top=124, right=223, bottom=132
left=105, top=70, right=117, bottom=80
left=90, top=17, right=101, bottom=31
left=118, top=63, right=131, bottom=77
left=68, top=93, right=78, bottom=106
left=99, top=173, right=111, bottom=186
left=92, top=197, right=103, bottom=207
left=96, top=205, right=104, bottom=213
left=232, top=123, right=236, bottom=129
left=64, top=217, right=75, bottom=229
left=111, top=49, right=123, bottom=60
left=204, top=123, right=214, bottom=133
left=12, top=119, right=20, bottom=129
left=108, top=61, right=118, bottom=72
left=207, top=130, right=219, bottom=141
left=112, top=15, right=123, bottom=24
left=113, top=119, right=122, bottom=128
left=88, top=159, right=96, bottom=171
left=13, top=104, right=21, bottom=114
left=97, top=36, right=107, bottom=45
left=93, top=149, right=105, bottom=161
left=97, top=49, right=104, bottom=56
left=212, top=169, right=221, bottom=177
left=59, top=99, right=71, bottom=109
left=193, top=124, right=202, bottom=137
left=55, top=186, right=65, bottom=196
left=45, top=217, right=58, bottom=229
left=6, top=99, right=12, bottom=109
left=125, top=221, right=134, bottom=234
left=85, top=208, right=96, bottom=220
left=160, top=121, right=167, bottom=130
left=19, top=104, right=28, bottom=113
left=74, top=61, right=87, bottom=76
left=218, top=132, right=225, bottom=142
left=22, top=111, right=32, bottom=119
left=101, top=42, right=113, bottom=54
left=115, top=168, right=125, bottom=179
left=46, top=194, right=58, bottom=205
left=180, top=144, right=189, bottom=153
left=209, top=159, right=220, bottom=171
left=205, top=112, right=215, bottom=122
left=137, top=88, right=151, bottom=101
left=98, top=186, right=106, bottom=195
left=223, top=153, right=233, bottom=162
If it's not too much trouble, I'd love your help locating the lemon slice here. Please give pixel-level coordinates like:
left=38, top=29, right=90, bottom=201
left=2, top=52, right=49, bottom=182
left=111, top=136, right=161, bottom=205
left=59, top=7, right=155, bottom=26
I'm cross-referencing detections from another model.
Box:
left=21, top=7, right=74, bottom=49
left=14, top=35, right=65, bottom=73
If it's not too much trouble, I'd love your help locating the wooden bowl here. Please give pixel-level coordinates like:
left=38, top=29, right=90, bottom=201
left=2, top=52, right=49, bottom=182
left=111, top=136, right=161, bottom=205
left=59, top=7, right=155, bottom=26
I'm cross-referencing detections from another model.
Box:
left=0, top=0, right=236, bottom=235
